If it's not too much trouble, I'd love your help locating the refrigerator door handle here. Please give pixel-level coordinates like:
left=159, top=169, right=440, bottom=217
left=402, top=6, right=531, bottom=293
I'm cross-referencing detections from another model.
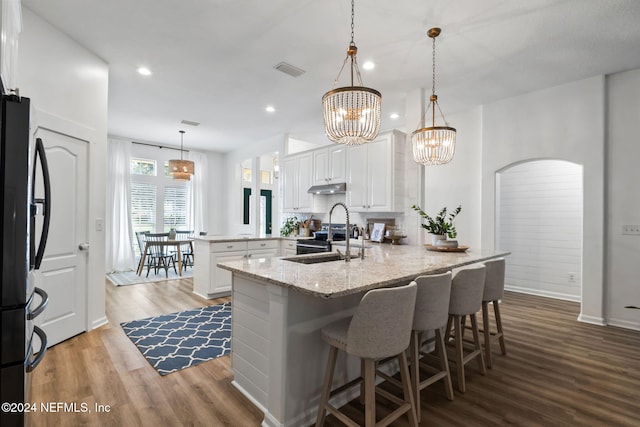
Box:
left=26, top=326, right=48, bottom=372
left=32, top=138, right=51, bottom=270
left=27, top=287, right=49, bottom=320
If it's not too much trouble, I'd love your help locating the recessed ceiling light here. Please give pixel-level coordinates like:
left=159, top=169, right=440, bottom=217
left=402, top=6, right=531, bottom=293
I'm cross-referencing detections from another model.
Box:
left=390, top=113, right=399, bottom=119
left=137, top=67, right=152, bottom=76
left=265, top=106, right=276, bottom=113
left=362, top=61, right=375, bottom=70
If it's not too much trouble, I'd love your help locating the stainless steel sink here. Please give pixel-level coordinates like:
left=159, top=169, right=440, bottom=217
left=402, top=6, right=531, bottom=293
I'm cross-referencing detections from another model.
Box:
left=283, top=253, right=345, bottom=264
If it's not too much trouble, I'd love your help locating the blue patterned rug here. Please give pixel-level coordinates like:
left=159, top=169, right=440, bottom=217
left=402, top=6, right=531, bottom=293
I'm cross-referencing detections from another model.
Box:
left=121, top=303, right=231, bottom=375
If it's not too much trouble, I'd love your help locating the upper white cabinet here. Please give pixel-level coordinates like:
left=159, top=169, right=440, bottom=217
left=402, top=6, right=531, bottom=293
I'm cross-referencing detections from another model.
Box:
left=282, top=151, right=313, bottom=212
left=346, top=130, right=406, bottom=212
left=313, top=145, right=346, bottom=185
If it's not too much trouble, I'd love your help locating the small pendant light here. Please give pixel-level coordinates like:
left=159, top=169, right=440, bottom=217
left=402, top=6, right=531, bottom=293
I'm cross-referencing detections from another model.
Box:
left=169, top=130, right=194, bottom=180
left=412, top=27, right=456, bottom=165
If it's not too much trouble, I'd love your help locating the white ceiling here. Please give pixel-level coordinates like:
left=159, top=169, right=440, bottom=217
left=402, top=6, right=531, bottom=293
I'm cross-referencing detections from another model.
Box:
left=21, top=0, right=640, bottom=153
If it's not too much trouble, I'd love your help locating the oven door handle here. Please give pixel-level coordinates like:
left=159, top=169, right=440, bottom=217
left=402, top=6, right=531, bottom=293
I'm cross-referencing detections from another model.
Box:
left=26, top=326, right=48, bottom=372
left=296, top=243, right=329, bottom=249
left=27, top=287, right=49, bottom=320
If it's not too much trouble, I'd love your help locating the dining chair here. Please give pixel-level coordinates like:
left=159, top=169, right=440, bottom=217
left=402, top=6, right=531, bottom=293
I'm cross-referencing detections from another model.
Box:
left=135, top=231, right=151, bottom=272
left=175, top=230, right=194, bottom=269
left=145, top=232, right=177, bottom=278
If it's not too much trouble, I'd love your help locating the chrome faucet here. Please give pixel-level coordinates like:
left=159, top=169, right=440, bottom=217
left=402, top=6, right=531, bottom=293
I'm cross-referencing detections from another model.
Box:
left=357, top=226, right=366, bottom=260
left=328, top=202, right=350, bottom=262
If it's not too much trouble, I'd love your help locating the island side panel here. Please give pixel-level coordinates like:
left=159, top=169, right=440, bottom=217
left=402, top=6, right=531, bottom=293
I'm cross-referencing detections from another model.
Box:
left=231, top=273, right=364, bottom=427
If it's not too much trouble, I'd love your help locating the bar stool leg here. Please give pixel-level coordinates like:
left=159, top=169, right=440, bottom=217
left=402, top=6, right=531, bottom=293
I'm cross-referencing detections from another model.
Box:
left=494, top=300, right=507, bottom=355
left=316, top=346, right=338, bottom=427
left=363, top=359, right=376, bottom=426
left=482, top=301, right=493, bottom=368
left=453, top=315, right=465, bottom=393
left=398, top=351, right=418, bottom=427
left=470, top=314, right=486, bottom=375
left=409, top=331, right=421, bottom=422
left=435, top=328, right=454, bottom=401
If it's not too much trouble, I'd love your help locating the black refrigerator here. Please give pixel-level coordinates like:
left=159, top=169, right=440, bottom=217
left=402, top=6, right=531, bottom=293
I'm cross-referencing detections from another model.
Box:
left=0, top=92, right=51, bottom=426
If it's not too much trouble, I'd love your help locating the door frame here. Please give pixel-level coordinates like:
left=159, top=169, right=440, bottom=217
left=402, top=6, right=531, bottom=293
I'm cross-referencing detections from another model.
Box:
left=34, top=109, right=106, bottom=333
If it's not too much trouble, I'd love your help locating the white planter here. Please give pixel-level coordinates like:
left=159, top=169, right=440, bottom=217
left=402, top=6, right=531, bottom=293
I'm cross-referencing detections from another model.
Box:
left=436, top=239, right=459, bottom=248
left=430, top=234, right=446, bottom=246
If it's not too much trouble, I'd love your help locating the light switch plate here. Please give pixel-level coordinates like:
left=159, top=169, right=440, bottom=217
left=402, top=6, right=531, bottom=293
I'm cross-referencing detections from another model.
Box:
left=96, top=218, right=104, bottom=231
left=622, top=225, right=640, bottom=235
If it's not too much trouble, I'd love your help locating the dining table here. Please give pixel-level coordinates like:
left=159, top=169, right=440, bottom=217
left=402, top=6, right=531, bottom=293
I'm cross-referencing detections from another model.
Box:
left=136, top=239, right=194, bottom=276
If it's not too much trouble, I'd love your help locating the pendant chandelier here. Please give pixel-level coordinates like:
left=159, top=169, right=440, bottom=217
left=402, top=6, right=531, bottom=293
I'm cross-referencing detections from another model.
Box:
left=169, top=130, right=194, bottom=180
left=322, top=0, right=381, bottom=145
left=412, top=27, right=456, bottom=165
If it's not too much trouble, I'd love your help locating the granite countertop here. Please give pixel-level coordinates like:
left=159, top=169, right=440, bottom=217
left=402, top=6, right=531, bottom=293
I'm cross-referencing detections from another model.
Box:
left=218, top=244, right=510, bottom=299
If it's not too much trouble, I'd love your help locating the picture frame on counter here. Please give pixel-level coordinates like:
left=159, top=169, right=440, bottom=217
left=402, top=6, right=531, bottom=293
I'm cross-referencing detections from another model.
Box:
left=370, top=223, right=386, bottom=243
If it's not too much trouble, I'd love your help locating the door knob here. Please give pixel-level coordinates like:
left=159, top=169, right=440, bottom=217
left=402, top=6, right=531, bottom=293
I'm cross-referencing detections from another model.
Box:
left=78, top=242, right=90, bottom=251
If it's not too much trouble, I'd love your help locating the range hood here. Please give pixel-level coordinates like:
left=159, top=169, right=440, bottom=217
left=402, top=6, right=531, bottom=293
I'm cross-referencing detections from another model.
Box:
left=307, top=182, right=347, bottom=195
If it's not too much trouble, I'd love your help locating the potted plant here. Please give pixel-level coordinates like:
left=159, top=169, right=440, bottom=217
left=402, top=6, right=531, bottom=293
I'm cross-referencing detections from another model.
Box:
left=411, top=204, right=462, bottom=246
left=280, top=216, right=299, bottom=237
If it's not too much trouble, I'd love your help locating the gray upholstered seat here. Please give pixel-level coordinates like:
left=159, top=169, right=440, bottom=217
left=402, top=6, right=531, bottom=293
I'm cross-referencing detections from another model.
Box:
left=316, top=282, right=418, bottom=427
left=482, top=258, right=507, bottom=368
left=409, top=272, right=454, bottom=422
left=446, top=264, right=487, bottom=393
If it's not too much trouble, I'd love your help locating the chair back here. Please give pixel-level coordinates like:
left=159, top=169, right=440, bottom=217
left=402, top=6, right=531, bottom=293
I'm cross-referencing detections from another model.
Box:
left=449, top=265, right=486, bottom=316
left=175, top=230, right=194, bottom=251
left=483, top=258, right=505, bottom=302
left=347, top=282, right=417, bottom=360
left=135, top=231, right=149, bottom=255
left=413, top=271, right=452, bottom=332
left=145, top=233, right=169, bottom=256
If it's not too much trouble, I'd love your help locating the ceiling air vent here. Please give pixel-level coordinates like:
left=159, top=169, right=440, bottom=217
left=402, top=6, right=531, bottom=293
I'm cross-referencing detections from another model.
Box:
left=274, top=62, right=306, bottom=78
left=180, top=119, right=200, bottom=126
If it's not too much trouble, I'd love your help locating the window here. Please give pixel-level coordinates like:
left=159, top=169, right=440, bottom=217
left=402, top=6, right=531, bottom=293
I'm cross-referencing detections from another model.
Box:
left=131, top=182, right=157, bottom=255
left=131, top=158, right=156, bottom=176
left=129, top=154, right=192, bottom=257
left=164, top=186, right=189, bottom=231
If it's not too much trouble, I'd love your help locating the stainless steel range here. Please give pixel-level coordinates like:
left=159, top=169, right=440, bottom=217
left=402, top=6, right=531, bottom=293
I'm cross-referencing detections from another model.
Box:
left=295, top=223, right=352, bottom=255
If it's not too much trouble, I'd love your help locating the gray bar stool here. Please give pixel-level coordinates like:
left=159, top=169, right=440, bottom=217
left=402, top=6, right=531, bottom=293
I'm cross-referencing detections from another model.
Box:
left=315, top=282, right=418, bottom=427
left=409, top=272, right=455, bottom=422
left=482, top=258, right=507, bottom=368
left=445, top=265, right=487, bottom=393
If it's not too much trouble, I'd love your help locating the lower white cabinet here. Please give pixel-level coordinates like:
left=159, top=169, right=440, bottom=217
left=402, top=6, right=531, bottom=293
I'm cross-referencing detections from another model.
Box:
left=280, top=239, right=297, bottom=257
left=193, top=239, right=280, bottom=299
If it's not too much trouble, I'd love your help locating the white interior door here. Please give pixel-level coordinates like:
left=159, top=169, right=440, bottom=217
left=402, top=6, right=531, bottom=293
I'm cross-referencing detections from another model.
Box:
left=33, top=127, right=88, bottom=347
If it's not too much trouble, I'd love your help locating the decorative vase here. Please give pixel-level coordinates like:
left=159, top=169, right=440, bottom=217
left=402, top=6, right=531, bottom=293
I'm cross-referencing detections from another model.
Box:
left=430, top=234, right=446, bottom=246
left=169, top=228, right=177, bottom=240
left=436, top=239, right=459, bottom=248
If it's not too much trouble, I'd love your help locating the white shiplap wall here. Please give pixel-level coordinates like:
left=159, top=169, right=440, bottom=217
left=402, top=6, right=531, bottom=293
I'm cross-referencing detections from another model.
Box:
left=497, top=160, right=583, bottom=301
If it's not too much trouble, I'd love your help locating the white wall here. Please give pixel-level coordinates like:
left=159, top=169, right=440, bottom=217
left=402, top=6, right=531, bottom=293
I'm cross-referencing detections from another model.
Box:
left=606, top=68, right=640, bottom=331
left=481, top=76, right=606, bottom=324
left=422, top=107, right=483, bottom=250
left=18, top=8, right=109, bottom=330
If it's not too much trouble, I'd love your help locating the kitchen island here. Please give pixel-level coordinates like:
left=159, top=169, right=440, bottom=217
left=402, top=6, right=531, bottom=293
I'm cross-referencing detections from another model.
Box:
left=218, top=244, right=509, bottom=427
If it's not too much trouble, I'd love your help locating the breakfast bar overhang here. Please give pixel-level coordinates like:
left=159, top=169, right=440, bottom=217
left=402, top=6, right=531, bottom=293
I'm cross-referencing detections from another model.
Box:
left=218, top=245, right=509, bottom=427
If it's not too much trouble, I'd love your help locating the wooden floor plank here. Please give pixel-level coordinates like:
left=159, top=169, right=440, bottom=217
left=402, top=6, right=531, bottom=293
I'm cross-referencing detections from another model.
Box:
left=28, top=279, right=640, bottom=426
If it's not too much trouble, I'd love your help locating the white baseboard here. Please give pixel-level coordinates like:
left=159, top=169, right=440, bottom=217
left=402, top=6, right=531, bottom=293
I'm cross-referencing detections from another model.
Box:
left=91, top=316, right=108, bottom=330
left=577, top=313, right=606, bottom=326
left=606, top=317, right=640, bottom=331
left=505, top=285, right=581, bottom=302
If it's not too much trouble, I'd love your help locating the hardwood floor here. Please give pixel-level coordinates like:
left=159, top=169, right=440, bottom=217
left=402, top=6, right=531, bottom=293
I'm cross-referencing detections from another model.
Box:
left=29, top=280, right=640, bottom=426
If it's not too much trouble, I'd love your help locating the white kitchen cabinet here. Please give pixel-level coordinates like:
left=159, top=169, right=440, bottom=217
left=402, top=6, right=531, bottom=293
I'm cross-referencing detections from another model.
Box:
left=280, top=239, right=297, bottom=257
left=346, top=130, right=405, bottom=213
left=193, top=239, right=280, bottom=299
left=247, top=239, right=279, bottom=259
left=312, top=145, right=346, bottom=185
left=282, top=152, right=313, bottom=212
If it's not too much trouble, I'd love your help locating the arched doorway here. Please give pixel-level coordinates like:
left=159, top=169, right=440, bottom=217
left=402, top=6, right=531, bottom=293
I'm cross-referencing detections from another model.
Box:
left=496, top=159, right=583, bottom=301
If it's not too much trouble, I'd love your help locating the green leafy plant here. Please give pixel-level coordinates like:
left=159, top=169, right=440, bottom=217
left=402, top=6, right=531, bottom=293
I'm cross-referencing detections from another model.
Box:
left=280, top=216, right=299, bottom=237
left=411, top=205, right=462, bottom=239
